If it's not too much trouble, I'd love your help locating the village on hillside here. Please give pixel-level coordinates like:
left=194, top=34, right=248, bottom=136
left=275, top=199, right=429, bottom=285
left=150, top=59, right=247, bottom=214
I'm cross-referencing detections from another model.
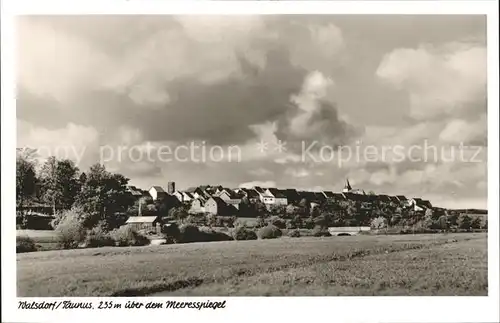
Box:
left=122, top=179, right=438, bottom=232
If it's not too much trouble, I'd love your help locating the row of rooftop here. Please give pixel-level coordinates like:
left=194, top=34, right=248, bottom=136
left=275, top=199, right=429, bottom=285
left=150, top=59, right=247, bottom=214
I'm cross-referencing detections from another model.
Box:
left=127, top=179, right=434, bottom=213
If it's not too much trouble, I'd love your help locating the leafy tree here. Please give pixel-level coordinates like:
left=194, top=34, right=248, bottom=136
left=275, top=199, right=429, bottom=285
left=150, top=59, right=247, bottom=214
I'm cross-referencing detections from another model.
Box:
left=16, top=149, right=37, bottom=210
left=39, top=157, right=80, bottom=214
left=298, top=198, right=310, bottom=216
left=437, top=215, right=449, bottom=230
left=371, top=216, right=387, bottom=229
left=471, top=217, right=482, bottom=230
left=286, top=204, right=301, bottom=218
left=168, top=205, right=189, bottom=223
left=75, top=163, right=134, bottom=229
left=458, top=214, right=473, bottom=231
left=269, top=205, right=286, bottom=217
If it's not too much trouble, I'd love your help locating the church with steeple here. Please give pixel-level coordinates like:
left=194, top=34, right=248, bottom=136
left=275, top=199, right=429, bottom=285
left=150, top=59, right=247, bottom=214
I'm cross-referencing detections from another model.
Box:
left=342, top=178, right=352, bottom=193
left=342, top=178, right=365, bottom=195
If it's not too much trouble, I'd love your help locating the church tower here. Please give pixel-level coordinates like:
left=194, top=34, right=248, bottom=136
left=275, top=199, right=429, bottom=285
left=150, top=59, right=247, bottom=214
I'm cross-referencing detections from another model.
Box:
left=342, top=178, right=352, bottom=193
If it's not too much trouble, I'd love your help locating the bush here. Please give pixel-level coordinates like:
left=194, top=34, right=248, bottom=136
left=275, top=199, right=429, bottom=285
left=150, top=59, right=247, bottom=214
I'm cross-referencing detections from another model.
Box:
left=198, top=227, right=234, bottom=242
left=162, top=223, right=181, bottom=242
left=312, top=227, right=331, bottom=237
left=288, top=229, right=301, bottom=238
left=179, top=224, right=203, bottom=243
left=110, top=226, right=150, bottom=246
left=257, top=224, right=283, bottom=239
left=16, top=236, right=37, bottom=253
left=232, top=226, right=258, bottom=241
left=267, top=216, right=286, bottom=229
left=55, top=213, right=87, bottom=249
left=303, top=218, right=315, bottom=229
left=84, top=225, right=114, bottom=248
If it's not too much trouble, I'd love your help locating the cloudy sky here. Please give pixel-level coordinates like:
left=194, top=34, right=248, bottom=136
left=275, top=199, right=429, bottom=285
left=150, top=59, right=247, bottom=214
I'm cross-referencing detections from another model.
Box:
left=17, top=15, right=487, bottom=209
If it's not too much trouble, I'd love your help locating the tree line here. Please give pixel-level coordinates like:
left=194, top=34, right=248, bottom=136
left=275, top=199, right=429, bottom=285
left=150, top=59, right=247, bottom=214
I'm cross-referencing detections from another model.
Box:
left=16, top=148, right=135, bottom=230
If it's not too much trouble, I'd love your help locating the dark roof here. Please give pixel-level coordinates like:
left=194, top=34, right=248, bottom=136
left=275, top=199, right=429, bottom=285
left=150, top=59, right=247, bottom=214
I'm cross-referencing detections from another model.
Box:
left=183, top=192, right=194, bottom=198
left=421, top=200, right=433, bottom=208
left=388, top=196, right=400, bottom=203
left=208, top=196, right=228, bottom=208
left=281, top=189, right=300, bottom=200
left=365, top=194, right=378, bottom=202
left=240, top=188, right=259, bottom=198
left=313, top=192, right=326, bottom=201
left=253, top=186, right=265, bottom=193
left=396, top=195, right=408, bottom=202
left=267, top=188, right=286, bottom=198
left=322, top=191, right=335, bottom=198
left=218, top=189, right=240, bottom=199
left=343, top=192, right=367, bottom=202
left=150, top=186, right=166, bottom=193
left=332, top=193, right=345, bottom=200
left=378, top=195, right=392, bottom=203
left=128, top=186, right=145, bottom=196
left=298, top=191, right=318, bottom=202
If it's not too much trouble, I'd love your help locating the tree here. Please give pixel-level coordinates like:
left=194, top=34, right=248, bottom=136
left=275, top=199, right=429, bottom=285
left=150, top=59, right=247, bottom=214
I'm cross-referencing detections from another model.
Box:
left=470, top=217, right=482, bottom=230
left=269, top=204, right=286, bottom=217
left=168, top=206, right=189, bottom=223
left=458, top=214, right=473, bottom=231
left=371, top=216, right=387, bottom=229
left=39, top=157, right=81, bottom=215
left=75, top=163, right=134, bottom=229
left=298, top=198, right=310, bottom=216
left=16, top=150, right=37, bottom=210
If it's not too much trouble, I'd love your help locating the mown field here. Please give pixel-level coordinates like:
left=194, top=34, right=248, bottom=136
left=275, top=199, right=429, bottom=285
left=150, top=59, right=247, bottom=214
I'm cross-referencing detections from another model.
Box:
left=17, top=233, right=487, bottom=297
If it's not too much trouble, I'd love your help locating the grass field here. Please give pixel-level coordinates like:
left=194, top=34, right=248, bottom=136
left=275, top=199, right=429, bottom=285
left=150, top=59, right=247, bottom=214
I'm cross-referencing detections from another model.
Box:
left=17, top=233, right=487, bottom=297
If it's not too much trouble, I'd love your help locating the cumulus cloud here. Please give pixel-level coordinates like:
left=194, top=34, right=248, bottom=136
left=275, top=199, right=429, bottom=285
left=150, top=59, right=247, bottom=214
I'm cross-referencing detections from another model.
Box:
left=276, top=70, right=361, bottom=152
left=439, top=114, right=487, bottom=145
left=18, top=16, right=351, bottom=147
left=376, top=42, right=486, bottom=120
left=16, top=15, right=487, bottom=208
left=17, top=120, right=100, bottom=168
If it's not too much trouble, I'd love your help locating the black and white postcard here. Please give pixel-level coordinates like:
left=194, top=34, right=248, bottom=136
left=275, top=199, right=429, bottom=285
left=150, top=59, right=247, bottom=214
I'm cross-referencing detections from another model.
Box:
left=2, top=1, right=499, bottom=323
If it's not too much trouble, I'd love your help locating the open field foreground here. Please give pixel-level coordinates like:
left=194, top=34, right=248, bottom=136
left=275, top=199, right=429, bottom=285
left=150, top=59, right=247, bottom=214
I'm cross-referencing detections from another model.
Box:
left=17, top=233, right=487, bottom=297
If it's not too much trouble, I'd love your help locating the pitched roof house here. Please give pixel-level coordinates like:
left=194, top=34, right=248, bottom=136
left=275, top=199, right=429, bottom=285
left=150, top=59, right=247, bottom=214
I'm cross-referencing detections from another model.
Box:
left=265, top=188, right=288, bottom=206
left=396, top=195, right=408, bottom=203
left=189, top=198, right=206, bottom=214
left=239, top=188, right=260, bottom=199
left=149, top=186, right=167, bottom=201
left=205, top=196, right=236, bottom=215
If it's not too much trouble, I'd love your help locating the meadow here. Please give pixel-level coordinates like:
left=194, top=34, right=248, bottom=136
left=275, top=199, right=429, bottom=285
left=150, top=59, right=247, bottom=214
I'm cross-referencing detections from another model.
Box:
left=17, top=232, right=487, bottom=297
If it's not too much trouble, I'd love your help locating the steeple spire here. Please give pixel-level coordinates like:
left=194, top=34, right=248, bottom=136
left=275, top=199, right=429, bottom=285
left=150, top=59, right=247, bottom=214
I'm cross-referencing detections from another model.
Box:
left=343, top=178, right=352, bottom=193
